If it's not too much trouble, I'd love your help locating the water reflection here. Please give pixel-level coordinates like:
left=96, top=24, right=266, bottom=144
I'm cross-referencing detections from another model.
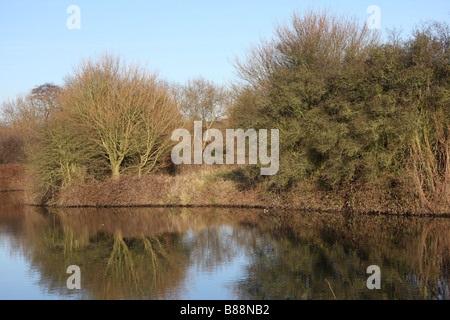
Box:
left=0, top=192, right=449, bottom=300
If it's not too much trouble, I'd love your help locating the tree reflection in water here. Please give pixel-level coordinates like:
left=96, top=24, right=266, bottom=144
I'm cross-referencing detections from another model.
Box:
left=234, top=211, right=450, bottom=300
left=0, top=192, right=449, bottom=300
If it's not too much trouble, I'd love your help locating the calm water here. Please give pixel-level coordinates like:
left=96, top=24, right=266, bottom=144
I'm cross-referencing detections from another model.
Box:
left=0, top=191, right=448, bottom=300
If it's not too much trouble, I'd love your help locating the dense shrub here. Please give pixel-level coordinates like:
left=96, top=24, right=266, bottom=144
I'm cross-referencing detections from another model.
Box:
left=231, top=11, right=449, bottom=210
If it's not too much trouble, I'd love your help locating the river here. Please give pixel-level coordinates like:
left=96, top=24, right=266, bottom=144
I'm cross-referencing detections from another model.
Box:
left=0, top=191, right=448, bottom=300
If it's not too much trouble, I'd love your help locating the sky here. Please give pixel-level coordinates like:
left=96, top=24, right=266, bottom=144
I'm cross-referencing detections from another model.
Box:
left=0, top=0, right=449, bottom=104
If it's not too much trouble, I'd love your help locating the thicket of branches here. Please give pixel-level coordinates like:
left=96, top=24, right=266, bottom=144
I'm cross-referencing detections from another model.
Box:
left=171, top=76, right=231, bottom=151
left=231, top=11, right=449, bottom=211
left=61, top=55, right=182, bottom=179
left=0, top=83, right=61, bottom=164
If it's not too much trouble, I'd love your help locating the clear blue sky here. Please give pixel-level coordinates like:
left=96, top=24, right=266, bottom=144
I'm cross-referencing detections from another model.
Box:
left=0, top=0, right=449, bottom=104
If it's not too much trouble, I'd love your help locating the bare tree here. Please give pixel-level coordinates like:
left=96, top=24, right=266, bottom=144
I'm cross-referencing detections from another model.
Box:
left=61, top=54, right=182, bottom=179
left=30, top=83, right=62, bottom=120
left=131, top=83, right=183, bottom=176
left=2, top=83, right=62, bottom=133
left=176, top=76, right=230, bottom=149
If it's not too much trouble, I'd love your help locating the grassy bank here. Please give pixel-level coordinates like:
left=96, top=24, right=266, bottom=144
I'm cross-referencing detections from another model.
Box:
left=2, top=164, right=446, bottom=215
left=17, top=164, right=446, bottom=216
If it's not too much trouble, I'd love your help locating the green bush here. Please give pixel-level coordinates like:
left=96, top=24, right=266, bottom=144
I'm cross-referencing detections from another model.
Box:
left=231, top=11, right=449, bottom=210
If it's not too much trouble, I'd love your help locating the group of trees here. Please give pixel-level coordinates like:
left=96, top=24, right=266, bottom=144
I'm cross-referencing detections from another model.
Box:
left=1, top=10, right=448, bottom=210
left=231, top=11, right=449, bottom=211
left=0, top=83, right=61, bottom=164
left=0, top=55, right=230, bottom=202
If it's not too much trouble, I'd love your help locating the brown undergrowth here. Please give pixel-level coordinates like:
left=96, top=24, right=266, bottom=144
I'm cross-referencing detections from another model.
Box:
left=0, top=164, right=24, bottom=191
left=19, top=164, right=448, bottom=216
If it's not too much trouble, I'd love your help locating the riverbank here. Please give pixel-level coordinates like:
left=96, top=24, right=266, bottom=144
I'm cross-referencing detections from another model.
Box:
left=3, top=163, right=443, bottom=216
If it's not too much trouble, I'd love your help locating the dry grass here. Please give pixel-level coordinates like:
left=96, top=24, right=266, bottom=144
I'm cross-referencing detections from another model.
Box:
left=45, top=165, right=265, bottom=208
left=18, top=163, right=446, bottom=215
left=0, top=158, right=438, bottom=215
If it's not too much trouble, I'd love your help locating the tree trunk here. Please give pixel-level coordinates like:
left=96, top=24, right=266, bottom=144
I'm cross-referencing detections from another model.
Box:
left=111, top=162, right=121, bottom=180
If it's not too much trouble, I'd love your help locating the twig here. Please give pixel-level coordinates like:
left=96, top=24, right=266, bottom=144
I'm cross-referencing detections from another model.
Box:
left=325, top=279, right=337, bottom=300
